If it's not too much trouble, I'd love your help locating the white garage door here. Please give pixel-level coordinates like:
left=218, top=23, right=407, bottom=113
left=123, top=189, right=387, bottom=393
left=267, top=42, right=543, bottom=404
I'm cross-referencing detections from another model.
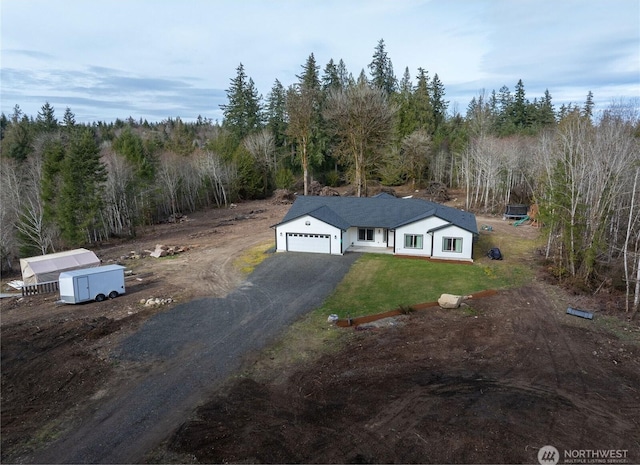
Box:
left=287, top=233, right=331, bottom=254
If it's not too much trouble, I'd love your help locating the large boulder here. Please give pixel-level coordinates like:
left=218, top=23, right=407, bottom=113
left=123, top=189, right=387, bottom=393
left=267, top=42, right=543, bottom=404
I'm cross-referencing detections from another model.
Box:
left=438, top=293, right=464, bottom=309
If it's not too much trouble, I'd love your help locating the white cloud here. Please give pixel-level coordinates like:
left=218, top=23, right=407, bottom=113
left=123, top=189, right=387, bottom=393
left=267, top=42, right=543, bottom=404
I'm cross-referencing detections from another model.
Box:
left=1, top=0, right=637, bottom=122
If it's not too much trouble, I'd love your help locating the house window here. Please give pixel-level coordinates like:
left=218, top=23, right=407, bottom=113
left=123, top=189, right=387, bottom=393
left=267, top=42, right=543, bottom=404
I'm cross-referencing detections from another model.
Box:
left=404, top=234, right=423, bottom=249
left=358, top=228, right=374, bottom=241
left=443, top=237, right=463, bottom=253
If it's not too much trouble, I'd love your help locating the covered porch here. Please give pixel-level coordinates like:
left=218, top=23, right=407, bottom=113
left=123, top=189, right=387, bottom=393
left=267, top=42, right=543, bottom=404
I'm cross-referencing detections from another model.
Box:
left=345, top=245, right=394, bottom=254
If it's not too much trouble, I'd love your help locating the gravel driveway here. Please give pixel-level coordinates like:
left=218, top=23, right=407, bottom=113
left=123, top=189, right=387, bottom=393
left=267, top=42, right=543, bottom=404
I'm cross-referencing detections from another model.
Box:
left=28, top=252, right=360, bottom=464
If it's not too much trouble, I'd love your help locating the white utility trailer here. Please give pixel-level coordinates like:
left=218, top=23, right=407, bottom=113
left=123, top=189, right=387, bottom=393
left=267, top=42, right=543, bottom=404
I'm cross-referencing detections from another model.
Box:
left=59, top=264, right=125, bottom=304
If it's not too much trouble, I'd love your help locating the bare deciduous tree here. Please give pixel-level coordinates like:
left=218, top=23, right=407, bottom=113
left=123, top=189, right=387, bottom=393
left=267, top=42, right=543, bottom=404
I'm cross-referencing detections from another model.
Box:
left=400, top=129, right=431, bottom=189
left=195, top=150, right=235, bottom=208
left=102, top=150, right=137, bottom=237
left=623, top=168, right=639, bottom=311
left=156, top=152, right=183, bottom=218
left=324, top=81, right=396, bottom=197
left=286, top=84, right=316, bottom=196
left=243, top=129, right=276, bottom=197
left=0, top=158, right=21, bottom=269
left=5, top=148, right=56, bottom=256
left=538, top=109, right=639, bottom=284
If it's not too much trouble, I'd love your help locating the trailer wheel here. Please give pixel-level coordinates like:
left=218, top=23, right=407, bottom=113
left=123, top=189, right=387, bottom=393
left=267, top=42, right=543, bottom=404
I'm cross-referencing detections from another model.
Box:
left=109, top=291, right=119, bottom=299
left=95, top=294, right=106, bottom=302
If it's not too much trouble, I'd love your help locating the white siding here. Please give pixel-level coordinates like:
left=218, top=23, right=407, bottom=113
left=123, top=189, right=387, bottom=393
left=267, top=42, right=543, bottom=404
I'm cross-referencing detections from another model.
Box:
left=431, top=225, right=474, bottom=261
left=275, top=211, right=474, bottom=261
left=275, top=215, right=343, bottom=255
left=395, top=217, right=449, bottom=257
left=344, top=227, right=389, bottom=249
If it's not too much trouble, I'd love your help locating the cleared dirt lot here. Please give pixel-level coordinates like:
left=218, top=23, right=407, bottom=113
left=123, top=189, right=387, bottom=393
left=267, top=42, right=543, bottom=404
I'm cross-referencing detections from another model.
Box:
left=1, top=199, right=290, bottom=462
left=166, top=281, right=639, bottom=463
left=2, top=193, right=639, bottom=464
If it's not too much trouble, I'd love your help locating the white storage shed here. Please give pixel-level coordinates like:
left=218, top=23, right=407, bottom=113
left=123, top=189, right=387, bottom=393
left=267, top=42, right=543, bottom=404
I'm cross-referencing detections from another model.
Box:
left=20, top=248, right=101, bottom=285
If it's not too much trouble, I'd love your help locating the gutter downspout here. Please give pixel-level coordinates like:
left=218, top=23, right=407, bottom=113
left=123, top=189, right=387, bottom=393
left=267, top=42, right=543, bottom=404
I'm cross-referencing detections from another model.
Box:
left=392, top=229, right=396, bottom=254
left=429, top=231, right=434, bottom=258
left=272, top=225, right=278, bottom=252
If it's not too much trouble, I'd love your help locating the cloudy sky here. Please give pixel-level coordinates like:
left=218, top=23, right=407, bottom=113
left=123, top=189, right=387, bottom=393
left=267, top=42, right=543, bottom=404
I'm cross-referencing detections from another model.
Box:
left=1, top=0, right=638, bottom=123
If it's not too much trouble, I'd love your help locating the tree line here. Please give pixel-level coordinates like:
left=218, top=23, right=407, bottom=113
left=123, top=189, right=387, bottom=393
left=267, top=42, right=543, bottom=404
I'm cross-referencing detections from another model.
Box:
left=1, top=39, right=639, bottom=309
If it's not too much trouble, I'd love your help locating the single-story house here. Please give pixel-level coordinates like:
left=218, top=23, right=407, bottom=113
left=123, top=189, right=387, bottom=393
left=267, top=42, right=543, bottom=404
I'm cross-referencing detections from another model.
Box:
left=273, top=194, right=478, bottom=262
left=20, top=248, right=101, bottom=285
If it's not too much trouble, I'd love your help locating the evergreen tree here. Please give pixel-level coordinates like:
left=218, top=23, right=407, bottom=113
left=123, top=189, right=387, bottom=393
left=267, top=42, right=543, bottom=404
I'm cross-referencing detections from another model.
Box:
left=2, top=109, right=33, bottom=162
left=220, top=63, right=263, bottom=143
left=265, top=79, right=288, bottom=150
left=411, top=68, right=434, bottom=134
left=537, top=89, right=556, bottom=126
left=166, top=117, right=196, bottom=156
left=398, top=67, right=413, bottom=95
left=58, top=129, right=107, bottom=245
left=0, top=113, right=7, bottom=141
left=41, top=137, right=66, bottom=227
left=36, top=102, right=57, bottom=132
left=10, top=104, right=23, bottom=124
left=489, top=90, right=499, bottom=117
left=233, top=144, right=264, bottom=200
left=394, top=67, right=416, bottom=140
left=368, top=39, right=397, bottom=95
left=583, top=90, right=595, bottom=120
left=321, top=59, right=342, bottom=92
left=62, top=107, right=76, bottom=129
left=336, top=59, right=353, bottom=88
left=494, top=85, right=515, bottom=134
left=297, top=53, right=321, bottom=91
left=430, top=73, right=448, bottom=131
left=357, top=69, right=369, bottom=85
left=112, top=127, right=155, bottom=180
left=512, top=79, right=528, bottom=128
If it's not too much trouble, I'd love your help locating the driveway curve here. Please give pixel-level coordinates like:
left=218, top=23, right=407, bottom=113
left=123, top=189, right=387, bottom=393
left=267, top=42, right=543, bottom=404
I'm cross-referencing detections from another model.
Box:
left=28, top=252, right=360, bottom=464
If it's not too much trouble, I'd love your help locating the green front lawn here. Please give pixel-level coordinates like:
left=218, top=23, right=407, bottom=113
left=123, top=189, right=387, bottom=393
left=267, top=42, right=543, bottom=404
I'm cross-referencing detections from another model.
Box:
left=319, top=253, right=532, bottom=318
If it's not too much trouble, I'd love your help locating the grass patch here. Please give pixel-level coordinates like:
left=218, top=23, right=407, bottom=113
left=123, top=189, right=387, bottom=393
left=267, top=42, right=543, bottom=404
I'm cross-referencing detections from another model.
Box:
left=461, top=305, right=480, bottom=317
left=237, top=310, right=352, bottom=383
left=320, top=253, right=532, bottom=319
left=157, top=254, right=180, bottom=260
left=593, top=315, right=640, bottom=344
left=473, top=225, right=544, bottom=262
left=234, top=241, right=275, bottom=274
left=238, top=222, right=544, bottom=381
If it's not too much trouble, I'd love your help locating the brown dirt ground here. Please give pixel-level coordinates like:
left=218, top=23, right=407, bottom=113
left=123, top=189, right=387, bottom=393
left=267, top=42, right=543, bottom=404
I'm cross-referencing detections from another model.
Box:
left=170, top=282, right=640, bottom=464
left=2, top=191, right=639, bottom=464
left=0, top=199, right=290, bottom=462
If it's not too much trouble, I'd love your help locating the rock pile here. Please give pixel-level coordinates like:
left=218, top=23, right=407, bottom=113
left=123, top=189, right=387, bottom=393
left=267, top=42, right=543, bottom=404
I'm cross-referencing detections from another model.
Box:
left=140, top=297, right=174, bottom=307
left=147, top=244, right=189, bottom=258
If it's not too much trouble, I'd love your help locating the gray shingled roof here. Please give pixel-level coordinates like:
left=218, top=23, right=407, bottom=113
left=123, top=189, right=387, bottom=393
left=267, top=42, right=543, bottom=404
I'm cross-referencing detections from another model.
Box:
left=276, top=195, right=478, bottom=234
